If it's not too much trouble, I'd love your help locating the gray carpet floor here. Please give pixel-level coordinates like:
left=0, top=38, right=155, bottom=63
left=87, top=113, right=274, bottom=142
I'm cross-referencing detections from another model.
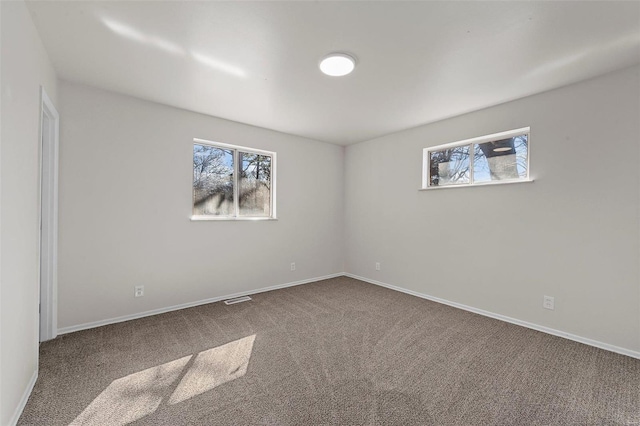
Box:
left=18, top=276, right=640, bottom=425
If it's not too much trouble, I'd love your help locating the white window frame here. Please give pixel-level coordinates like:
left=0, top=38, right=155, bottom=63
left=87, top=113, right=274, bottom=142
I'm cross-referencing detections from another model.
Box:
left=421, top=127, right=532, bottom=190
left=191, top=138, right=277, bottom=221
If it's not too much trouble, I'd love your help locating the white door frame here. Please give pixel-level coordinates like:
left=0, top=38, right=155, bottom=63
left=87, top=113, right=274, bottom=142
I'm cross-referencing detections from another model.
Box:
left=39, top=86, right=59, bottom=342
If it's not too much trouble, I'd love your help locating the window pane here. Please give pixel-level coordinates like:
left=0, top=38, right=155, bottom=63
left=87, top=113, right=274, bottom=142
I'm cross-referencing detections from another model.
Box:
left=239, top=152, right=271, bottom=216
left=473, top=134, right=528, bottom=183
left=429, top=145, right=471, bottom=186
left=193, top=144, right=234, bottom=216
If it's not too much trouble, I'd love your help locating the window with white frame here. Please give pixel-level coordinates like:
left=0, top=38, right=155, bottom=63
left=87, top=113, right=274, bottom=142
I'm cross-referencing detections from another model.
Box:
left=192, top=139, right=276, bottom=219
left=423, top=127, right=530, bottom=189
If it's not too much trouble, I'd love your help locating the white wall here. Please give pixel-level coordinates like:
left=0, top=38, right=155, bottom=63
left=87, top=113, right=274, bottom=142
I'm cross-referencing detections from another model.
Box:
left=345, top=66, right=640, bottom=354
left=57, top=81, right=344, bottom=330
left=0, top=1, right=59, bottom=424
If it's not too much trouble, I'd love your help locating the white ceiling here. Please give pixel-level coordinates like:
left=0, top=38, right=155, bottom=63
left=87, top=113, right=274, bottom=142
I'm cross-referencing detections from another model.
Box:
left=27, top=1, right=640, bottom=145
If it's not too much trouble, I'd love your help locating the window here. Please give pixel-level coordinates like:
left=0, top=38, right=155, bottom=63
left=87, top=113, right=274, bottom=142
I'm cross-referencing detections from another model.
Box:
left=423, top=127, right=530, bottom=189
left=192, top=139, right=276, bottom=220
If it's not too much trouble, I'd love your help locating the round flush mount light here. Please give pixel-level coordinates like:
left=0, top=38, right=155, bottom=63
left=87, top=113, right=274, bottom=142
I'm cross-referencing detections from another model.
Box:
left=493, top=147, right=512, bottom=153
left=319, top=53, right=356, bottom=76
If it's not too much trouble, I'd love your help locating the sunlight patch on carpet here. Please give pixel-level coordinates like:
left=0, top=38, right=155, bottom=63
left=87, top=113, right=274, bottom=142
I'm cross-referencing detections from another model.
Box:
left=70, top=355, right=191, bottom=426
left=169, top=334, right=256, bottom=404
left=70, top=335, right=256, bottom=425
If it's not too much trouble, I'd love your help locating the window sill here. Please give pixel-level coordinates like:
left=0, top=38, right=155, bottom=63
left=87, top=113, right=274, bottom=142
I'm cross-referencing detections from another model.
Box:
left=419, top=178, right=534, bottom=191
left=190, top=216, right=278, bottom=221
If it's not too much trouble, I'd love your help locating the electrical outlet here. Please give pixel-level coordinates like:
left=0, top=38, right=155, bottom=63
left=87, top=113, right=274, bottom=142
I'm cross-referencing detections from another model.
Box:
left=290, top=262, right=296, bottom=271
left=375, top=262, right=381, bottom=271
left=543, top=295, right=554, bottom=310
left=134, top=285, right=144, bottom=298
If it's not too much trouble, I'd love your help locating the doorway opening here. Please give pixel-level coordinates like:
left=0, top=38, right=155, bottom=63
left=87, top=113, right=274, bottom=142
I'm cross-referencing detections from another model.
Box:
left=39, top=86, right=59, bottom=342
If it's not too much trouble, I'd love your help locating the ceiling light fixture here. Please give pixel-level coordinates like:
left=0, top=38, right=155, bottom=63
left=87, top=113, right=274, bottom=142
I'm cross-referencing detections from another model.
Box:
left=319, top=53, right=356, bottom=77
left=493, top=147, right=512, bottom=152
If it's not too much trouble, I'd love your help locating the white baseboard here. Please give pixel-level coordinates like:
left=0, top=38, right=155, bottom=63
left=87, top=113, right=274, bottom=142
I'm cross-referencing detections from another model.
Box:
left=57, top=272, right=640, bottom=360
left=58, top=273, right=344, bottom=335
left=8, top=369, right=38, bottom=426
left=345, top=273, right=640, bottom=360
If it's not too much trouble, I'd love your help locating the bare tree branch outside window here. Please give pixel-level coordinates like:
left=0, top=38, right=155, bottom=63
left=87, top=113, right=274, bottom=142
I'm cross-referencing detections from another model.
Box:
left=192, top=142, right=275, bottom=217
left=425, top=130, right=529, bottom=188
